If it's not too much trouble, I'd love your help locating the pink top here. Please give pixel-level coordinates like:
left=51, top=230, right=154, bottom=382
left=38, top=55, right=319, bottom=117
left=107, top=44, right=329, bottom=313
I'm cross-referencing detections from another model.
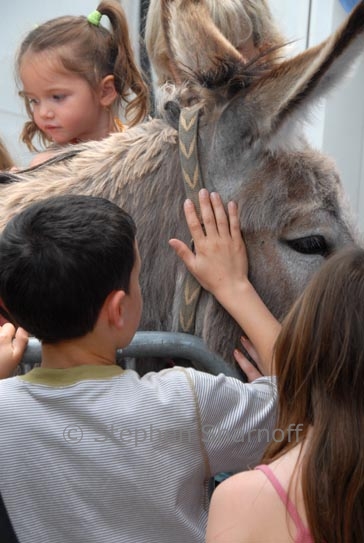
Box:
left=255, top=464, right=313, bottom=543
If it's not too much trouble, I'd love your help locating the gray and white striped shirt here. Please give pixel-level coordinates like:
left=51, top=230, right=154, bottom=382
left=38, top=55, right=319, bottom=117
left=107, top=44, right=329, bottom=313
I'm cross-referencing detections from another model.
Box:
left=0, top=364, right=277, bottom=543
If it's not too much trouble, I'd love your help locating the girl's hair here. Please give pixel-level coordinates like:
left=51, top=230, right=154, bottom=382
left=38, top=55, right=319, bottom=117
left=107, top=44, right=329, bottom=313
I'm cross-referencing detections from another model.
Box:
left=17, top=0, right=149, bottom=151
left=0, top=138, right=14, bottom=170
left=145, top=0, right=284, bottom=84
left=262, top=245, right=364, bottom=542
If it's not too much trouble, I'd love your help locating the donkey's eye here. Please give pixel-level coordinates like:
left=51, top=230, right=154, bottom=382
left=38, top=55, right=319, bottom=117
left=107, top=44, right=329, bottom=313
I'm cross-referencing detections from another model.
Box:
left=285, top=235, right=330, bottom=257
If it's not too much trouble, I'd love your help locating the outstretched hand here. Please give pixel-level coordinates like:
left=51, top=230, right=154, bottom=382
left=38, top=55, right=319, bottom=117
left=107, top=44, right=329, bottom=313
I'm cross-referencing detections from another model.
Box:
left=0, top=324, right=28, bottom=379
left=169, top=189, right=248, bottom=300
left=170, top=188, right=280, bottom=376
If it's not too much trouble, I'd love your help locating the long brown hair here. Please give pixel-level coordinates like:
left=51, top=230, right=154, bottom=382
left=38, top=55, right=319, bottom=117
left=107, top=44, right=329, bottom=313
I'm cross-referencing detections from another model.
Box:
left=262, top=245, right=364, bottom=542
left=17, top=0, right=149, bottom=151
left=0, top=138, right=14, bottom=170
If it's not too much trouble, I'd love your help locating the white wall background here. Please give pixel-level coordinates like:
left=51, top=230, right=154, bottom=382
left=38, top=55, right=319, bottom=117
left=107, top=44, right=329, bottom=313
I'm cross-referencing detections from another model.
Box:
left=1, top=0, right=364, bottom=230
left=270, top=0, right=364, bottom=232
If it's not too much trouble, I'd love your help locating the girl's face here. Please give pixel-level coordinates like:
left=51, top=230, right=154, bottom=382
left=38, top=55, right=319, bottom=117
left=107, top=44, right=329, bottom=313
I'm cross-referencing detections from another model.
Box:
left=19, top=51, right=114, bottom=144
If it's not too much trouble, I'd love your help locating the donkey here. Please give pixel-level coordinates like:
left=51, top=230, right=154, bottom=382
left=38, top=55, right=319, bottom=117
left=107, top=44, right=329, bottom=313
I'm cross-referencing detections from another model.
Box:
left=0, top=0, right=363, bottom=372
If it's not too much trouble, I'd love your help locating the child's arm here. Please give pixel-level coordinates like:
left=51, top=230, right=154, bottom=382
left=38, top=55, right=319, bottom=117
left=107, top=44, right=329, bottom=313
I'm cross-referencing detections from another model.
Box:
left=169, top=189, right=281, bottom=375
left=0, top=324, right=28, bottom=378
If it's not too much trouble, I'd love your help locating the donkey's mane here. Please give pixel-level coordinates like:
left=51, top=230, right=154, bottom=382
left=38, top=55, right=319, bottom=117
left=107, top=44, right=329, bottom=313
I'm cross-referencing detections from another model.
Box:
left=155, top=43, right=289, bottom=132
left=195, top=44, right=287, bottom=90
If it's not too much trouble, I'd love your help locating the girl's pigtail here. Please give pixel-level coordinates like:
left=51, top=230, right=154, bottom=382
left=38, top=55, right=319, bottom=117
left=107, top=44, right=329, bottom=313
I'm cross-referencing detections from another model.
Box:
left=21, top=120, right=41, bottom=152
left=97, top=0, right=149, bottom=126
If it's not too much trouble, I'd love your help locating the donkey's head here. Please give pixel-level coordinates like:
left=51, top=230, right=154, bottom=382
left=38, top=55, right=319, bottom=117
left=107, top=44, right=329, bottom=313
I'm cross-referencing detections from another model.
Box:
left=159, top=0, right=362, bottom=328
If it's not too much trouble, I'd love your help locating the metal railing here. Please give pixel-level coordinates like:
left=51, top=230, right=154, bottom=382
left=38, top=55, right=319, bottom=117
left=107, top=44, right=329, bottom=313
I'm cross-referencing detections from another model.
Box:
left=21, top=331, right=241, bottom=378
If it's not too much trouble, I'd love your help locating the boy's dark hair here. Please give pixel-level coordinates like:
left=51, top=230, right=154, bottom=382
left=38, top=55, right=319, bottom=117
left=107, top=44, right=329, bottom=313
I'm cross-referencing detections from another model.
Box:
left=0, top=195, right=136, bottom=343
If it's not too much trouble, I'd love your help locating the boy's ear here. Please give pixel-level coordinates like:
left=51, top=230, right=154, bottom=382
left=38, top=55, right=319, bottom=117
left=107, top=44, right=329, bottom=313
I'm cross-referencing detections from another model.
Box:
left=99, top=75, right=117, bottom=107
left=104, top=290, right=126, bottom=329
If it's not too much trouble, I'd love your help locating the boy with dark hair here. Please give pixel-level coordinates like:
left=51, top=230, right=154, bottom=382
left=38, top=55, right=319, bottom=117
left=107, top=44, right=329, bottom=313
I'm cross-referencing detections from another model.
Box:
left=0, top=194, right=277, bottom=543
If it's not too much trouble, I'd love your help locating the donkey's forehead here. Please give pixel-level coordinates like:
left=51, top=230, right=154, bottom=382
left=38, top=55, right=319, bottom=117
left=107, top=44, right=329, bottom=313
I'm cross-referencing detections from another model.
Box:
left=236, top=150, right=343, bottom=233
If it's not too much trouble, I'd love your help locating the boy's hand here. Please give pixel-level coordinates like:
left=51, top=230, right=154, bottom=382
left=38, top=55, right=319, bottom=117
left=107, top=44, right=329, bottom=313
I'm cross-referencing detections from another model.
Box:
left=169, top=188, right=248, bottom=299
left=0, top=324, right=29, bottom=378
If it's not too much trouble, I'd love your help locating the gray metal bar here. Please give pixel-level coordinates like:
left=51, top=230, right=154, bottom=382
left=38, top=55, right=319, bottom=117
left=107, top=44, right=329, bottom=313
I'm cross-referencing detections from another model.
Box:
left=21, top=331, right=241, bottom=378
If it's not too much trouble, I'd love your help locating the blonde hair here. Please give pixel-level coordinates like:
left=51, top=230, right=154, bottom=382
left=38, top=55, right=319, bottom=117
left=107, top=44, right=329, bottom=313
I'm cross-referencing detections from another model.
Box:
left=17, top=0, right=149, bottom=151
left=0, top=138, right=14, bottom=170
left=145, top=0, right=284, bottom=84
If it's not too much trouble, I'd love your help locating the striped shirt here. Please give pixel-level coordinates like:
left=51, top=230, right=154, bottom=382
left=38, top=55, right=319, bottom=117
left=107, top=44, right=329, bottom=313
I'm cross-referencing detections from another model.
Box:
left=0, top=364, right=277, bottom=543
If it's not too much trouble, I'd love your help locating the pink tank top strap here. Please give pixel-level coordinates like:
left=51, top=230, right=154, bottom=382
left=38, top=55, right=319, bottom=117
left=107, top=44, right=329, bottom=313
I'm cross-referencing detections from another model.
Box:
left=255, top=464, right=313, bottom=543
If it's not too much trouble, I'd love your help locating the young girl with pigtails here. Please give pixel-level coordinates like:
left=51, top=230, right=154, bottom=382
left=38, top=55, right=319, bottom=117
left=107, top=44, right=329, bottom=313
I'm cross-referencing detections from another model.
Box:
left=16, top=0, right=149, bottom=166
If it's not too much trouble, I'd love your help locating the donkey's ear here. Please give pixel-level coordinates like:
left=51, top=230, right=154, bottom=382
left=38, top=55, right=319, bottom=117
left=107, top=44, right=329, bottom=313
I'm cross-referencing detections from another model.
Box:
left=161, top=0, right=244, bottom=82
left=238, top=1, right=364, bottom=139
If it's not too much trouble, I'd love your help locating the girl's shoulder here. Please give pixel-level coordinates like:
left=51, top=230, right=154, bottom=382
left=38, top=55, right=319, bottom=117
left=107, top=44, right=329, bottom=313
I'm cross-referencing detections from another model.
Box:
left=207, top=445, right=306, bottom=543
left=207, top=467, right=288, bottom=542
left=28, top=149, right=57, bottom=168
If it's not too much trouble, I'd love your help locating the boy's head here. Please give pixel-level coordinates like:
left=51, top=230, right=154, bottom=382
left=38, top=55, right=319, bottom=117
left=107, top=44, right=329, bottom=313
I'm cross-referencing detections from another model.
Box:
left=0, top=195, right=138, bottom=344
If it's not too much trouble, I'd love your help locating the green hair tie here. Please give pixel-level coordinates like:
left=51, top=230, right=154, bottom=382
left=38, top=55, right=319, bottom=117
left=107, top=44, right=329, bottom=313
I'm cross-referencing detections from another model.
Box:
left=87, top=9, right=102, bottom=26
